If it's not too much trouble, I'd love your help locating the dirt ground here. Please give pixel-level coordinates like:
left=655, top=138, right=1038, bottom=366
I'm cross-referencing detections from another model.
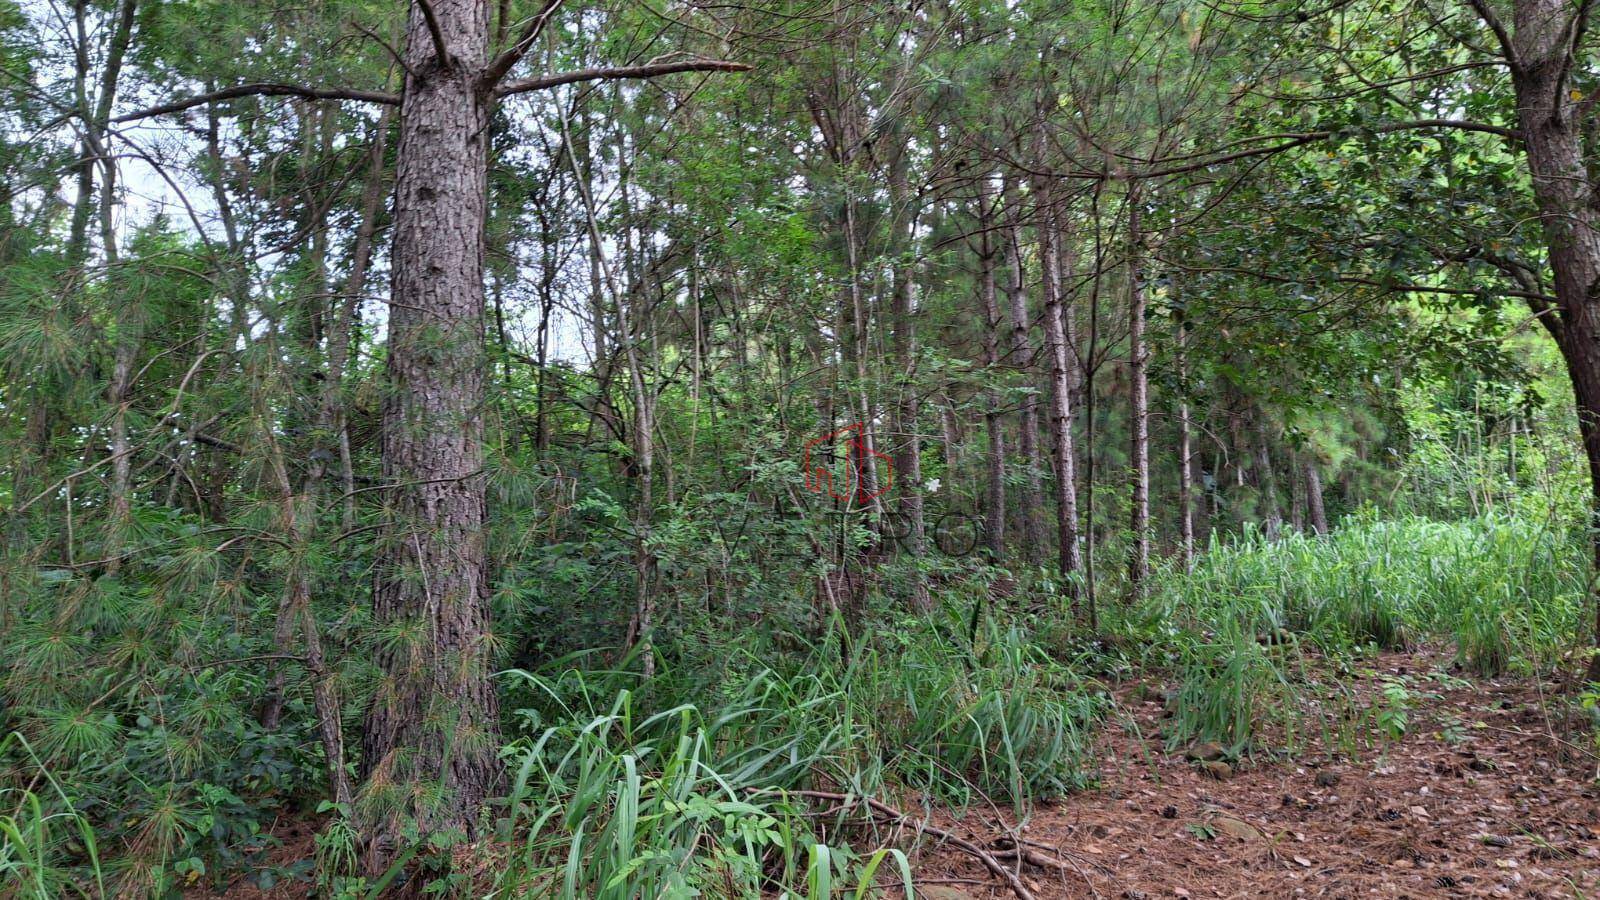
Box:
left=911, top=649, right=1600, bottom=899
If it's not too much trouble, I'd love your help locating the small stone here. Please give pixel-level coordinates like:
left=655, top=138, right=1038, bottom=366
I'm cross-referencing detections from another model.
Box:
left=1213, top=816, right=1259, bottom=840
left=919, top=888, right=978, bottom=900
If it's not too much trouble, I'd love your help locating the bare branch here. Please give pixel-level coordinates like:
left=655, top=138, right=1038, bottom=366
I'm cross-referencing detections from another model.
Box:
left=481, top=0, right=565, bottom=89
left=349, top=20, right=415, bottom=78
left=496, top=58, right=752, bottom=99
left=113, top=82, right=398, bottom=122
left=1008, top=118, right=1522, bottom=182
left=1465, top=0, right=1521, bottom=69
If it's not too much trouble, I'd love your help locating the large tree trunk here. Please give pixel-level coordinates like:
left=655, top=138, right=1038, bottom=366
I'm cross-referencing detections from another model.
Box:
left=1127, top=191, right=1150, bottom=597
left=1002, top=178, right=1047, bottom=562
left=360, top=0, right=500, bottom=877
left=1502, top=0, right=1600, bottom=678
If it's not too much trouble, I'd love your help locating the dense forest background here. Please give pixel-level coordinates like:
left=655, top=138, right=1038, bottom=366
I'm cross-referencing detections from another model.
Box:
left=3, top=0, right=1600, bottom=897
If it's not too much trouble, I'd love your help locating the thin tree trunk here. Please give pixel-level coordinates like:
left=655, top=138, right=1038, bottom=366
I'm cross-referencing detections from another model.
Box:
left=1035, top=182, right=1083, bottom=593
left=1254, top=414, right=1282, bottom=539
left=331, top=107, right=392, bottom=529
left=887, top=154, right=928, bottom=609
left=94, top=0, right=138, bottom=571
left=940, top=399, right=960, bottom=490
left=977, top=181, right=1006, bottom=563
left=843, top=196, right=883, bottom=518
left=1304, top=455, right=1328, bottom=535
left=1127, top=190, right=1150, bottom=596
left=257, top=389, right=353, bottom=808
left=1175, top=308, right=1195, bottom=568
left=1002, top=178, right=1046, bottom=561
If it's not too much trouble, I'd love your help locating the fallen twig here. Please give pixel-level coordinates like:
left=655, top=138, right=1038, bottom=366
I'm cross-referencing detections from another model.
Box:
left=755, top=788, right=1037, bottom=900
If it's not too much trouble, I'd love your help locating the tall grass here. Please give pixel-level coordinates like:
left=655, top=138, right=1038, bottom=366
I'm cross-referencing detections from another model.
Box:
left=1135, top=512, right=1590, bottom=749
left=489, top=617, right=1108, bottom=897
left=0, top=734, right=104, bottom=899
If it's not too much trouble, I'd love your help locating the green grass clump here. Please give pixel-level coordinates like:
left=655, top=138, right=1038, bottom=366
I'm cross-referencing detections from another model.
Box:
left=0, top=734, right=105, bottom=899
left=489, top=610, right=1108, bottom=898
left=1137, top=512, right=1589, bottom=751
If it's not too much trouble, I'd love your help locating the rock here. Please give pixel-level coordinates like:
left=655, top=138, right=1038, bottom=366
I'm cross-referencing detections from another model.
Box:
left=1314, top=770, right=1341, bottom=788
left=1199, top=760, right=1233, bottom=780
left=1212, top=816, right=1259, bottom=840
left=1186, top=741, right=1225, bottom=762
left=919, top=887, right=979, bottom=900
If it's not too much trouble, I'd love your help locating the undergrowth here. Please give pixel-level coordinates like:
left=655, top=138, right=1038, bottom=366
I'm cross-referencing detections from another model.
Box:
left=3, top=512, right=1591, bottom=897
left=1132, top=512, right=1590, bottom=751
left=485, top=616, right=1108, bottom=897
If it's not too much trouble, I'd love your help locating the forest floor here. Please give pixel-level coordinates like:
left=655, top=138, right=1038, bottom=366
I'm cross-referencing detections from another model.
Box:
left=192, top=649, right=1600, bottom=899
left=912, top=649, right=1600, bottom=899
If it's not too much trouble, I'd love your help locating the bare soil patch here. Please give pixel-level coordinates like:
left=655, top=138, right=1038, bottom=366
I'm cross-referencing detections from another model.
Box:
left=912, top=650, right=1600, bottom=899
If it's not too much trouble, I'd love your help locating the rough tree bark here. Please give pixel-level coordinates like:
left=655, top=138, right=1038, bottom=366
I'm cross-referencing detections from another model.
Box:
left=107, top=1, right=748, bottom=877
left=360, top=0, right=500, bottom=876
left=1479, top=0, right=1600, bottom=678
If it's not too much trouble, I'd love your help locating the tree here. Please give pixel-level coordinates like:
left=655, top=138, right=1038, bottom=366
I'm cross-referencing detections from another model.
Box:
left=1463, top=0, right=1600, bottom=677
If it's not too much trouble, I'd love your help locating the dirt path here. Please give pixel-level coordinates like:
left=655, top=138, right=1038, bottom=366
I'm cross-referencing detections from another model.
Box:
left=913, top=650, right=1600, bottom=899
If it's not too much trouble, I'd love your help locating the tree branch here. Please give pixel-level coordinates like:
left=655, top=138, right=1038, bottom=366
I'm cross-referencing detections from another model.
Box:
left=113, top=83, right=398, bottom=122
left=1552, top=0, right=1597, bottom=115
left=496, top=58, right=752, bottom=99
left=1465, top=0, right=1521, bottom=70
left=414, top=0, right=452, bottom=66
left=481, top=0, right=565, bottom=89
left=1012, top=118, right=1521, bottom=182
